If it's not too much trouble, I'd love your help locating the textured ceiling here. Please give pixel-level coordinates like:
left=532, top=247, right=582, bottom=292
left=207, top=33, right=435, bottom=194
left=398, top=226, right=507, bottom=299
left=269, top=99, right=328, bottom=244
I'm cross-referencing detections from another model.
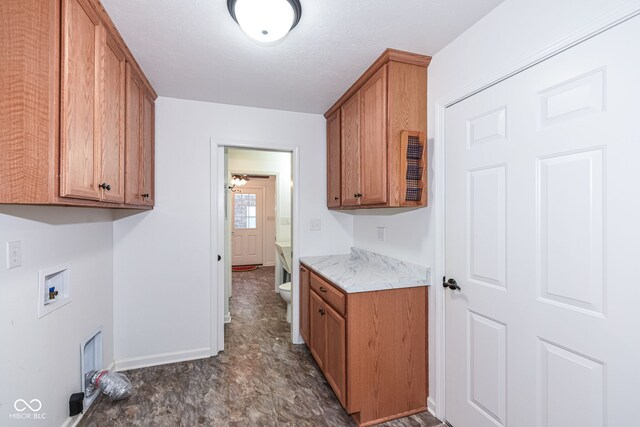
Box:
left=101, top=0, right=503, bottom=113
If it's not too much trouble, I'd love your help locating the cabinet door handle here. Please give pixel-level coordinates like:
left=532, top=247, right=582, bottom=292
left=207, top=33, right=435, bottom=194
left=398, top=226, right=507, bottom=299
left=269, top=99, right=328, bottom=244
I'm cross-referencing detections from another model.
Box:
left=354, top=193, right=362, bottom=198
left=319, top=287, right=327, bottom=293
left=319, top=308, right=325, bottom=316
left=99, top=183, right=111, bottom=191
left=142, top=193, right=149, bottom=198
left=334, top=196, right=339, bottom=200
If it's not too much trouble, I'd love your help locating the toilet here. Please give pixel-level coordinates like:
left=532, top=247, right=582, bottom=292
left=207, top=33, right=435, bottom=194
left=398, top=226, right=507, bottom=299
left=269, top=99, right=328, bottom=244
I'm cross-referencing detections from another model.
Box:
left=278, top=282, right=292, bottom=323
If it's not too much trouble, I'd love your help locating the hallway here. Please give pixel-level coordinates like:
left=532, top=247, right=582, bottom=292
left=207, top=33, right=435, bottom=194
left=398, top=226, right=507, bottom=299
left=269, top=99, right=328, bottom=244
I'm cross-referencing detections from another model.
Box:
left=80, top=267, right=443, bottom=426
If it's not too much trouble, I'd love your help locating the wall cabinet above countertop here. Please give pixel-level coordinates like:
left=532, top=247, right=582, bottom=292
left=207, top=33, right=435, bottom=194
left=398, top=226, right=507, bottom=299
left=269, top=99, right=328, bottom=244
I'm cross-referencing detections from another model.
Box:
left=0, top=0, right=156, bottom=209
left=325, top=49, right=430, bottom=210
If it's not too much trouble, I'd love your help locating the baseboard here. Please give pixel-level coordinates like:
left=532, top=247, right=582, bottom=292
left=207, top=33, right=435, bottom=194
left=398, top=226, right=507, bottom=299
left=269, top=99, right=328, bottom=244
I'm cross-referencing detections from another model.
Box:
left=60, top=361, right=115, bottom=427
left=427, top=397, right=436, bottom=417
left=114, top=348, right=211, bottom=372
left=263, top=261, right=275, bottom=267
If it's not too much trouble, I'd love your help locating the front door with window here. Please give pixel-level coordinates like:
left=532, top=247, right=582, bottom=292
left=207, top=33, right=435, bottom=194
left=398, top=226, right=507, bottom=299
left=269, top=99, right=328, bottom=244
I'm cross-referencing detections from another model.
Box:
left=232, top=188, right=264, bottom=266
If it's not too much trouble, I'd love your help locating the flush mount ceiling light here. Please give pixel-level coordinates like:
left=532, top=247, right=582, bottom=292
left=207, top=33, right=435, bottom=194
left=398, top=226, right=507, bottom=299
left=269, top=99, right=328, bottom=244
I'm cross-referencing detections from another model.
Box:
left=227, top=0, right=302, bottom=44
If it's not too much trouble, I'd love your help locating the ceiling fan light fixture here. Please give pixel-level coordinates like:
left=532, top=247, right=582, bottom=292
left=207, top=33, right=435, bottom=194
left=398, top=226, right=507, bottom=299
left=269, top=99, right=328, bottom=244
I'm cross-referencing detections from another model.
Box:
left=227, top=0, right=302, bottom=44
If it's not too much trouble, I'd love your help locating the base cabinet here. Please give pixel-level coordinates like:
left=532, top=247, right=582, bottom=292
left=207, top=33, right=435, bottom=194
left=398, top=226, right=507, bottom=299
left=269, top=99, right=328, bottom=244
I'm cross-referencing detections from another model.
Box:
left=300, top=265, right=310, bottom=344
left=302, top=264, right=427, bottom=426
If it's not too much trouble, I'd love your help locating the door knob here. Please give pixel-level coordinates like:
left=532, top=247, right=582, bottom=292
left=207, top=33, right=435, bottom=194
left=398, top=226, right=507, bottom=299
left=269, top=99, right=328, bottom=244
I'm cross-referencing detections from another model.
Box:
left=443, top=277, right=461, bottom=291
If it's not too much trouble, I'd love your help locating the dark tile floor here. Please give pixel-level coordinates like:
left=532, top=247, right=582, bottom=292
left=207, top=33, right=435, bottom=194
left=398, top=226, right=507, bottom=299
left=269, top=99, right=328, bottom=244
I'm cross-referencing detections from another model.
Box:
left=80, top=266, right=444, bottom=426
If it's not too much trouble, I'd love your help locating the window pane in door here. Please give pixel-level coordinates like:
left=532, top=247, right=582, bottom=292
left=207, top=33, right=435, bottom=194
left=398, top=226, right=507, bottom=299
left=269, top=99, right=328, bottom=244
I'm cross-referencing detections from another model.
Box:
left=234, top=193, right=257, bottom=229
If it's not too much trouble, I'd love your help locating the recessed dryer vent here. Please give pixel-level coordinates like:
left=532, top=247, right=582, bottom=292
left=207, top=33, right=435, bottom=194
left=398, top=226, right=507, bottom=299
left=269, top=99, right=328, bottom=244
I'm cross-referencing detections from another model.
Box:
left=81, top=327, right=103, bottom=410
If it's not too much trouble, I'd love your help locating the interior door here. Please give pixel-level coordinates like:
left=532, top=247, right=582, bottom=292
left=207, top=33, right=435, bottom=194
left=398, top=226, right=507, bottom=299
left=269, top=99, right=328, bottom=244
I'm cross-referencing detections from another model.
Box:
left=445, top=17, right=640, bottom=427
left=232, top=187, right=264, bottom=266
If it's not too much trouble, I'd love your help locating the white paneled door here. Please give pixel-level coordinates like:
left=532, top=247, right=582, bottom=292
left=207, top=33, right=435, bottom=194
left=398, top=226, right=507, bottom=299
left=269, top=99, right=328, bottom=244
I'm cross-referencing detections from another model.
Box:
left=444, top=17, right=640, bottom=427
left=232, top=188, right=264, bottom=266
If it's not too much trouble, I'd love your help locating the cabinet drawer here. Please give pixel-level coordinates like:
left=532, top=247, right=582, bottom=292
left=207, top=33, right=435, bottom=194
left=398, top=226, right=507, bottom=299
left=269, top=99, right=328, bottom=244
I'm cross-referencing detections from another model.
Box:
left=310, top=272, right=346, bottom=316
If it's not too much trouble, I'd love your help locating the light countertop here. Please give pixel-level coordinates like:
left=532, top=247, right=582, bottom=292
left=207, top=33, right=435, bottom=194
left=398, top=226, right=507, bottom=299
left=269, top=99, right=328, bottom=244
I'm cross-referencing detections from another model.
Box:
left=300, top=247, right=430, bottom=294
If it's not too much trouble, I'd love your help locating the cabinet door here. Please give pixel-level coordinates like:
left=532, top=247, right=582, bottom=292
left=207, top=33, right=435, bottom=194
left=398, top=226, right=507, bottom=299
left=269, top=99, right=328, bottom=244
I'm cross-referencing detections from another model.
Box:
left=99, top=31, right=125, bottom=203
left=324, top=302, right=347, bottom=408
left=360, top=65, right=388, bottom=205
left=340, top=92, right=361, bottom=206
left=125, top=64, right=144, bottom=205
left=141, top=91, right=155, bottom=205
left=309, top=291, right=326, bottom=369
left=326, top=111, right=341, bottom=208
left=60, top=0, right=102, bottom=200
left=300, top=266, right=310, bottom=344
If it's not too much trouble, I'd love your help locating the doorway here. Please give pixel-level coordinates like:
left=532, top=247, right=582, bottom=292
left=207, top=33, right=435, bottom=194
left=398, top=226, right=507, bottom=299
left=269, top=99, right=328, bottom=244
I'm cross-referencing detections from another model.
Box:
left=214, top=145, right=295, bottom=351
left=442, top=16, right=640, bottom=427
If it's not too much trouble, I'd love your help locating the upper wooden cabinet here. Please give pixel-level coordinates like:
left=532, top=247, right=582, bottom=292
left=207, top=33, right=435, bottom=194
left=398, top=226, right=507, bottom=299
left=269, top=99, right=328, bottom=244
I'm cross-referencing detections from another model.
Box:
left=125, top=65, right=155, bottom=206
left=326, top=111, right=341, bottom=208
left=0, top=0, right=156, bottom=208
left=325, top=49, right=430, bottom=209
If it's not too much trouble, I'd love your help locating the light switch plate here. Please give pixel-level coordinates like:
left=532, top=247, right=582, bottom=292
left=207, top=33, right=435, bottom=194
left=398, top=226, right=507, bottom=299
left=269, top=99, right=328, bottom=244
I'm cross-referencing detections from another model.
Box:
left=310, top=218, right=321, bottom=232
left=7, top=241, right=21, bottom=269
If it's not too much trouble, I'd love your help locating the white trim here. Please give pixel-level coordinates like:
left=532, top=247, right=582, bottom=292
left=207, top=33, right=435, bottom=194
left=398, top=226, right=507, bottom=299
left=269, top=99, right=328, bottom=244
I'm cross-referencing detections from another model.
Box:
left=432, top=4, right=640, bottom=421
left=427, top=397, right=437, bottom=416
left=211, top=138, right=302, bottom=352
left=114, top=348, right=211, bottom=372
left=224, top=313, right=232, bottom=323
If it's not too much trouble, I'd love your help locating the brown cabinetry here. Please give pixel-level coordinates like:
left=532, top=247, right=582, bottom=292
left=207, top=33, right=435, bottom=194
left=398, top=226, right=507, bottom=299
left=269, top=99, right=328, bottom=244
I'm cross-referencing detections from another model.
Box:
left=325, top=49, right=430, bottom=209
left=125, top=65, right=155, bottom=205
left=0, top=0, right=156, bottom=208
left=299, top=265, right=310, bottom=344
left=301, top=264, right=428, bottom=426
left=326, top=111, right=341, bottom=208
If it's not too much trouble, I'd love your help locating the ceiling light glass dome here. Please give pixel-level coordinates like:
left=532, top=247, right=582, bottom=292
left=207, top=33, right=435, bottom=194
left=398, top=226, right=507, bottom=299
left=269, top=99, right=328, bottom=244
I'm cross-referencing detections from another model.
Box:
left=227, top=0, right=302, bottom=44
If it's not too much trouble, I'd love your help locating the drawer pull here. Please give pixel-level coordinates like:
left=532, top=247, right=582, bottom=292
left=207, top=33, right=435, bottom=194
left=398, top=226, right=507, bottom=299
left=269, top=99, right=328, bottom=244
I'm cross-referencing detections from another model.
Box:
left=319, top=287, right=327, bottom=293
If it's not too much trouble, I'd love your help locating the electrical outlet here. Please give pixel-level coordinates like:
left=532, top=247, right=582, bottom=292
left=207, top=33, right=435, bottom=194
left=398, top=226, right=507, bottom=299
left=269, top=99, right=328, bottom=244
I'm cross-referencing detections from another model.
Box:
left=376, top=227, right=386, bottom=242
left=310, top=218, right=321, bottom=231
left=7, top=241, right=21, bottom=269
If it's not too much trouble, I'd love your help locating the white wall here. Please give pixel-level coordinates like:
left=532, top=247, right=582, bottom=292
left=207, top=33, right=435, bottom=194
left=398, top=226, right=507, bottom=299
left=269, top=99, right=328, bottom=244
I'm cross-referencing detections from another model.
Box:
left=113, top=97, right=353, bottom=368
left=0, top=206, right=114, bottom=427
left=228, top=149, right=292, bottom=244
left=352, top=0, right=637, bottom=410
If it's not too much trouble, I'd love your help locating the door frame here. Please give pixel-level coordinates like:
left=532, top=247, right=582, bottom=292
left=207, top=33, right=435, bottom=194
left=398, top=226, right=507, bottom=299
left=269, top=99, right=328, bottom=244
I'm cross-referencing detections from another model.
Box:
left=210, top=138, right=300, bottom=355
left=432, top=4, right=640, bottom=421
